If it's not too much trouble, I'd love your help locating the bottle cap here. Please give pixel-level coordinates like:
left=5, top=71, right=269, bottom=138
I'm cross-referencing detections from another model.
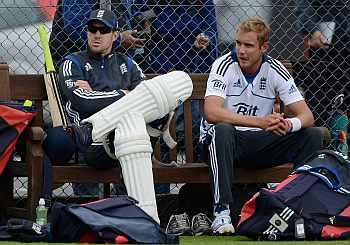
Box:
left=39, top=198, right=45, bottom=206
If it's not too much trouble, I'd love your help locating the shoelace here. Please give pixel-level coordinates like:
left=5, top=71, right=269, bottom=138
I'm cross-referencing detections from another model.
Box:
left=172, top=214, right=190, bottom=228
left=193, top=213, right=211, bottom=228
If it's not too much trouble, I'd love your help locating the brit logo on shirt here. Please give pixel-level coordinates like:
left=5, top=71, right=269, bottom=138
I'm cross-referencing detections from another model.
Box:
left=120, top=63, right=127, bottom=75
left=212, top=79, right=226, bottom=91
left=260, top=77, right=267, bottom=90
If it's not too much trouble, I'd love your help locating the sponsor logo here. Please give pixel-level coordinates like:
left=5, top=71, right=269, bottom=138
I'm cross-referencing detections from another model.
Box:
left=288, top=84, right=297, bottom=94
left=65, top=79, right=75, bottom=88
left=233, top=102, right=259, bottom=116
left=269, top=213, right=288, bottom=232
left=84, top=62, right=92, bottom=72
left=232, top=79, right=242, bottom=88
left=32, top=222, right=42, bottom=234
left=321, top=151, right=348, bottom=160
left=120, top=63, right=127, bottom=75
left=211, top=79, right=226, bottom=91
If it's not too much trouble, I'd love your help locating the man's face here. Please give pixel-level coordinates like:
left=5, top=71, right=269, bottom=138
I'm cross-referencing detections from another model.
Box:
left=235, top=31, right=268, bottom=74
left=87, top=21, right=118, bottom=56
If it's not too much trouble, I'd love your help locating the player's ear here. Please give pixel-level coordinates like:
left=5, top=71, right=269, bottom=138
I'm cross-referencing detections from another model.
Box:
left=261, top=41, right=269, bottom=53
left=112, top=31, right=119, bottom=42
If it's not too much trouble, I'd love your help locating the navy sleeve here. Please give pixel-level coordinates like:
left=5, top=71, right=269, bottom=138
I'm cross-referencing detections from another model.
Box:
left=127, top=57, right=145, bottom=90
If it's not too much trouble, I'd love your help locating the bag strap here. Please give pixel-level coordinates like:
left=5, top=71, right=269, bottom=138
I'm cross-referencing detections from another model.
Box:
left=311, top=213, right=350, bottom=227
left=302, top=149, right=348, bottom=166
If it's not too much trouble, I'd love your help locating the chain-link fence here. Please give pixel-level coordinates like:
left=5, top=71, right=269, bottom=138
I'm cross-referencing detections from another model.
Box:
left=2, top=0, right=349, bottom=208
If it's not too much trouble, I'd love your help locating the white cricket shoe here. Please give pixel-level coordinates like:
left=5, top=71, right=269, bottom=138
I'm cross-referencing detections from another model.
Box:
left=211, top=207, right=235, bottom=235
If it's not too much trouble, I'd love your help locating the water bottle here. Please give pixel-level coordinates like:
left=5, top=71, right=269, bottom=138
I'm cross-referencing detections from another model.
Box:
left=36, top=198, right=48, bottom=225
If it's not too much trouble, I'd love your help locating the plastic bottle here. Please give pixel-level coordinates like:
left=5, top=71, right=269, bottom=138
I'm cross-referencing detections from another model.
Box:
left=36, top=198, right=48, bottom=225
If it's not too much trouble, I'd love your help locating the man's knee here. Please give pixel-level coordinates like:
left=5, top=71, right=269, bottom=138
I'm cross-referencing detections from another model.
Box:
left=43, top=126, right=76, bottom=163
left=83, top=145, right=118, bottom=169
left=300, top=127, right=324, bottom=148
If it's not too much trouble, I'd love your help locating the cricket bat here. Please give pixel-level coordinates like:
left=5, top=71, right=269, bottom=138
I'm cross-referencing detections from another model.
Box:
left=38, top=24, right=68, bottom=127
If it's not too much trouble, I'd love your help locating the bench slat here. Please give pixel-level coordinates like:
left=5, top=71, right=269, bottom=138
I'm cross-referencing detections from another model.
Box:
left=9, top=74, right=46, bottom=100
left=51, top=163, right=293, bottom=184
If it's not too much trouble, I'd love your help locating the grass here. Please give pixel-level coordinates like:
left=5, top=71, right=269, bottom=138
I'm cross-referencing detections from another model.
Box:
left=180, top=236, right=350, bottom=245
left=0, top=236, right=349, bottom=245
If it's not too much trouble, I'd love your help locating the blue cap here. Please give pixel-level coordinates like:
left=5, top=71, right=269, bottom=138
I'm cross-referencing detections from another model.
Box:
left=87, top=9, right=118, bottom=29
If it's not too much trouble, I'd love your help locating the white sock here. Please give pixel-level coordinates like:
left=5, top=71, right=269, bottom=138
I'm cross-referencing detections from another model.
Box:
left=113, top=112, right=159, bottom=223
left=84, top=71, right=193, bottom=141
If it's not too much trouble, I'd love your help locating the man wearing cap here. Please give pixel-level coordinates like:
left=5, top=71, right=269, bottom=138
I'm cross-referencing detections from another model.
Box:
left=50, top=0, right=145, bottom=69
left=47, top=7, right=144, bottom=215
left=44, top=8, right=193, bottom=223
left=50, top=8, right=144, bottom=168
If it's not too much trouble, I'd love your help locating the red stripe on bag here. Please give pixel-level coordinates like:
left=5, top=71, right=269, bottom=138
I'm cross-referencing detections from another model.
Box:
left=270, top=173, right=300, bottom=193
left=321, top=205, right=350, bottom=239
left=237, top=192, right=260, bottom=227
left=0, top=105, right=36, bottom=175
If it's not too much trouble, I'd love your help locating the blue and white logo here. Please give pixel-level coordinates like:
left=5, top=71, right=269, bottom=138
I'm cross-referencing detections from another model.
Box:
left=211, top=79, right=226, bottom=91
left=65, top=79, right=75, bottom=88
left=120, top=63, right=127, bottom=75
left=260, top=77, right=267, bottom=90
left=233, top=102, right=259, bottom=116
left=233, top=79, right=242, bottom=88
left=288, top=84, right=297, bottom=94
left=85, top=62, right=92, bottom=72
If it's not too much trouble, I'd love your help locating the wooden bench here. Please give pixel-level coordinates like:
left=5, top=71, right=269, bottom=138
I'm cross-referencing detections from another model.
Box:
left=0, top=62, right=330, bottom=220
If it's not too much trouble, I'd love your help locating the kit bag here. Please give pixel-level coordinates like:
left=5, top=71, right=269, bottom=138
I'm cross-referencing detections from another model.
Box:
left=237, top=150, right=350, bottom=240
left=49, top=196, right=177, bottom=244
left=0, top=101, right=36, bottom=175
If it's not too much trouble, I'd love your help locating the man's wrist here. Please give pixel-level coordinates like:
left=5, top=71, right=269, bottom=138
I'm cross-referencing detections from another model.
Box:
left=285, top=117, right=302, bottom=133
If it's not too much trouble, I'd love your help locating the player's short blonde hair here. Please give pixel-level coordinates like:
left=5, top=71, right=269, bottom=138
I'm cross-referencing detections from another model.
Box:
left=236, top=17, right=271, bottom=46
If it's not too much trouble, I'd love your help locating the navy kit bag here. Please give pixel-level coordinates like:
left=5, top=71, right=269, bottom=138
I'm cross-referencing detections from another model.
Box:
left=0, top=101, right=36, bottom=175
left=237, top=150, right=350, bottom=240
left=49, top=196, right=177, bottom=244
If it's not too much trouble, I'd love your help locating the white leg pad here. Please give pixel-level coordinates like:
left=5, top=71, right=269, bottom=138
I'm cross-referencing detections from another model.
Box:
left=84, top=71, right=193, bottom=141
left=113, top=112, right=159, bottom=223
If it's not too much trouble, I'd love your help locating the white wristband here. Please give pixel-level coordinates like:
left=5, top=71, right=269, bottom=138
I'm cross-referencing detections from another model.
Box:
left=286, top=117, right=302, bottom=133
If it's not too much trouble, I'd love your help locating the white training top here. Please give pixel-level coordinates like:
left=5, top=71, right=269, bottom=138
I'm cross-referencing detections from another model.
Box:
left=200, top=51, right=304, bottom=140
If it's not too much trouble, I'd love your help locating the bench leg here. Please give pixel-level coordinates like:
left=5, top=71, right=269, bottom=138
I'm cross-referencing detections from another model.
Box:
left=103, top=183, right=111, bottom=198
left=26, top=140, right=44, bottom=219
